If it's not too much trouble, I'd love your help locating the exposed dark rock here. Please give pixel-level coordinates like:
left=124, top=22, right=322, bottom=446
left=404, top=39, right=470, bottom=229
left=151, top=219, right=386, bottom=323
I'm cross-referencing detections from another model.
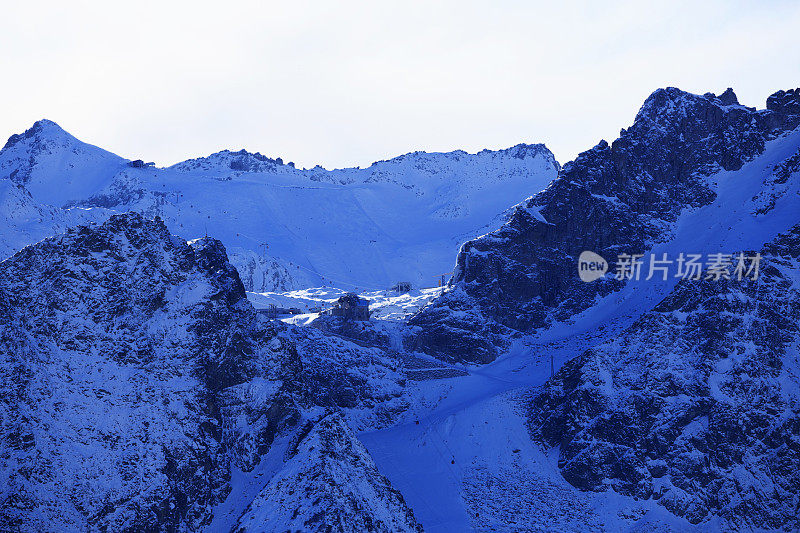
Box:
left=766, top=88, right=800, bottom=116
left=718, top=87, right=739, bottom=106
left=528, top=225, right=800, bottom=530
left=0, top=213, right=258, bottom=531
left=0, top=212, right=417, bottom=531
left=410, top=87, right=800, bottom=364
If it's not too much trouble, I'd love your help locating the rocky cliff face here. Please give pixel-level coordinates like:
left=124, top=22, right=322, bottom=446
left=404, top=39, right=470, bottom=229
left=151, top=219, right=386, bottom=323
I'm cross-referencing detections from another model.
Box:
left=528, top=225, right=800, bottom=530
left=409, top=87, right=800, bottom=364
left=0, top=212, right=418, bottom=531
left=0, top=213, right=253, bottom=531
left=234, top=412, right=422, bottom=533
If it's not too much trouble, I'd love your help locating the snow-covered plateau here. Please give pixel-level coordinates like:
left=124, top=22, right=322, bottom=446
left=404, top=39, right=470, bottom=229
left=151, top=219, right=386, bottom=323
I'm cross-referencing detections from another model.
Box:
left=2, top=87, right=800, bottom=532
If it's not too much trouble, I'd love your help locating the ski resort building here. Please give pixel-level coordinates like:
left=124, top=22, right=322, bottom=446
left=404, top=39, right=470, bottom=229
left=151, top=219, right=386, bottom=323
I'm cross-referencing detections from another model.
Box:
left=391, top=281, right=412, bottom=293
left=325, top=293, right=370, bottom=321
left=257, top=304, right=302, bottom=319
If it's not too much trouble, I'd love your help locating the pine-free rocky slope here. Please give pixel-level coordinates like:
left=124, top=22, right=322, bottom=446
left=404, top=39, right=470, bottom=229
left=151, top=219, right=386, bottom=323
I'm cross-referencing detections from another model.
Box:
left=409, top=87, right=800, bottom=364
left=529, top=225, right=800, bottom=530
left=0, top=212, right=421, bottom=532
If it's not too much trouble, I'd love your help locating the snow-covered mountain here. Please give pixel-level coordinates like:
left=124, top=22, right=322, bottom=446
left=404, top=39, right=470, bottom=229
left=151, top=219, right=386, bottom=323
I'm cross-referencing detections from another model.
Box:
left=0, top=213, right=420, bottom=531
left=4, top=86, right=800, bottom=532
left=0, top=119, right=127, bottom=206
left=409, top=87, right=800, bottom=364
left=529, top=224, right=800, bottom=529
left=0, top=123, right=559, bottom=291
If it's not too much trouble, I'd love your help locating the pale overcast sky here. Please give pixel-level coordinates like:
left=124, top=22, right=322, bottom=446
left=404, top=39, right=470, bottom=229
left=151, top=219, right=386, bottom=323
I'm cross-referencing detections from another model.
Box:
left=3, top=0, right=799, bottom=169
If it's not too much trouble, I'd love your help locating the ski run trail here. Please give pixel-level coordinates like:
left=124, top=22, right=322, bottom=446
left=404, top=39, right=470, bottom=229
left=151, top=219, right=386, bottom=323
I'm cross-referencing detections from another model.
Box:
left=359, top=127, right=800, bottom=532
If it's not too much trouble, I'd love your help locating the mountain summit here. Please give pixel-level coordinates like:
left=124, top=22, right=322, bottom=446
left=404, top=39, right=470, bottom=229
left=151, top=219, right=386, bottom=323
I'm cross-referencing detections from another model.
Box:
left=0, top=122, right=559, bottom=290
left=1, top=119, right=127, bottom=206
left=409, top=86, right=800, bottom=363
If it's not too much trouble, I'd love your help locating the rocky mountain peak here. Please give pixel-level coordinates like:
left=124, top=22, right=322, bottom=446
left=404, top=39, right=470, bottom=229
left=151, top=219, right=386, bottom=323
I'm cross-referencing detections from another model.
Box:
left=634, top=86, right=705, bottom=123
left=2, top=119, right=69, bottom=151
left=632, top=86, right=752, bottom=133
left=0, top=210, right=265, bottom=530
left=80, top=209, right=167, bottom=238
left=767, top=87, right=800, bottom=116
left=409, top=86, right=800, bottom=364
left=717, top=87, right=739, bottom=105
left=0, top=119, right=126, bottom=206
left=171, top=148, right=289, bottom=173
left=497, top=142, right=561, bottom=170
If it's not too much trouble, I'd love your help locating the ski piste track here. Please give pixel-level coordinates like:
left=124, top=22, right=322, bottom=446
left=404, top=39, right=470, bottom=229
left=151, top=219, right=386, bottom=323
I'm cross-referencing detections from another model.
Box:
left=356, top=291, right=684, bottom=531
left=356, top=127, right=800, bottom=531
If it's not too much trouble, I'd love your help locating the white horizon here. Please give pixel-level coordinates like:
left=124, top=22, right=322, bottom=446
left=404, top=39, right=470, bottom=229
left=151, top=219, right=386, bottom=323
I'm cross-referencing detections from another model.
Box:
left=3, top=0, right=800, bottom=170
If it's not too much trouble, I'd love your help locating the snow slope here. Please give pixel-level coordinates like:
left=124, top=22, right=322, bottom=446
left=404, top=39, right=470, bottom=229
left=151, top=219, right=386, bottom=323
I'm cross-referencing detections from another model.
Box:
left=92, top=144, right=558, bottom=291
left=0, top=122, right=559, bottom=291
left=0, top=119, right=127, bottom=206
left=0, top=179, right=112, bottom=258
left=362, top=380, right=700, bottom=532
left=361, top=90, right=800, bottom=532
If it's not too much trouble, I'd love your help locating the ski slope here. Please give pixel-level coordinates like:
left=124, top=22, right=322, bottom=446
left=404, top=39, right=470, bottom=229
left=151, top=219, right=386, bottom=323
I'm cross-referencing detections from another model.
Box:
left=358, top=125, right=800, bottom=531
left=0, top=121, right=559, bottom=291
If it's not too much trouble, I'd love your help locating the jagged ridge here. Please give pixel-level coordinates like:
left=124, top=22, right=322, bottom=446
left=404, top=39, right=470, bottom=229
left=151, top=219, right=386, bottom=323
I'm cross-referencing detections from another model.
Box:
left=409, top=87, right=800, bottom=364
left=0, top=212, right=419, bottom=531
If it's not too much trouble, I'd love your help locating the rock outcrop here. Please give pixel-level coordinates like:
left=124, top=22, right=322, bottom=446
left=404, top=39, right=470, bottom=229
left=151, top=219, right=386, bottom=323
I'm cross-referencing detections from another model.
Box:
left=409, top=87, right=800, bottom=364
left=528, top=225, right=800, bottom=530
left=0, top=212, right=418, bottom=531
left=234, top=412, right=423, bottom=532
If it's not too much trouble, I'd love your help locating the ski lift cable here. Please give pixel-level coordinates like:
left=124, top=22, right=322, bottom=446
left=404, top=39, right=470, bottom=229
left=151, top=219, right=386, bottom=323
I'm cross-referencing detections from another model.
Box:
left=231, top=232, right=418, bottom=292
left=417, top=413, right=463, bottom=488
left=286, top=261, right=390, bottom=292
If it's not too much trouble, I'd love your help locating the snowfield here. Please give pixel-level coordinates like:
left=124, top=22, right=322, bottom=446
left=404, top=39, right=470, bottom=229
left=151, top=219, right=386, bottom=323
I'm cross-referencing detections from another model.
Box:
left=0, top=120, right=559, bottom=292
left=247, top=286, right=445, bottom=323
